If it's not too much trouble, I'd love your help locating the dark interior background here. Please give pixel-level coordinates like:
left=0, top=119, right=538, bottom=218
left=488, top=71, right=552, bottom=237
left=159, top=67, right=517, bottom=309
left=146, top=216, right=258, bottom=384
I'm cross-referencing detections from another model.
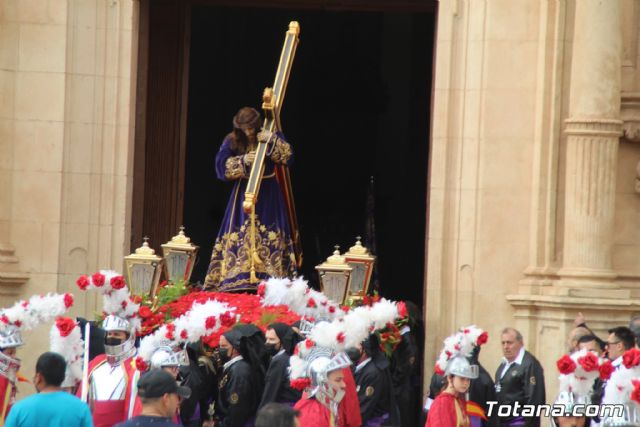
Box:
left=182, top=5, right=434, bottom=307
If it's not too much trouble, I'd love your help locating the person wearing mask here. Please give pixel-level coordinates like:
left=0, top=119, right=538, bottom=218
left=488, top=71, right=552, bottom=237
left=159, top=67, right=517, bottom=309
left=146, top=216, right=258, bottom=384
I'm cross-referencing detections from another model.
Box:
left=259, top=323, right=302, bottom=408
left=5, top=352, right=92, bottom=427
left=216, top=328, right=261, bottom=427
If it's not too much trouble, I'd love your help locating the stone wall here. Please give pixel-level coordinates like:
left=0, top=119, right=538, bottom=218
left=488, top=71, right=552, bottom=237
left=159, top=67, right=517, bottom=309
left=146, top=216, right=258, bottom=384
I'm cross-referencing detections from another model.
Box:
left=427, top=0, right=640, bottom=406
left=0, top=0, right=138, bottom=397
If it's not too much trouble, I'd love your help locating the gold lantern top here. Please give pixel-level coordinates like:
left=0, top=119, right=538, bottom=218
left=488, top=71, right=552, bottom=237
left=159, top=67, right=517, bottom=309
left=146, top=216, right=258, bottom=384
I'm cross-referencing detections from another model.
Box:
left=161, top=226, right=199, bottom=284
left=126, top=237, right=163, bottom=262
left=315, top=246, right=352, bottom=272
left=343, top=237, right=376, bottom=301
left=344, top=236, right=375, bottom=261
left=124, top=237, right=164, bottom=298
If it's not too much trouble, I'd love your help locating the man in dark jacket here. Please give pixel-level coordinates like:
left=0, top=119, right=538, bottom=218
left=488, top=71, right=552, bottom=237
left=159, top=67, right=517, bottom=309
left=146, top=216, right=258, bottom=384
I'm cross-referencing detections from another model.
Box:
left=494, top=328, right=545, bottom=427
left=217, top=329, right=261, bottom=427
left=259, top=323, right=302, bottom=408
left=353, top=334, right=398, bottom=426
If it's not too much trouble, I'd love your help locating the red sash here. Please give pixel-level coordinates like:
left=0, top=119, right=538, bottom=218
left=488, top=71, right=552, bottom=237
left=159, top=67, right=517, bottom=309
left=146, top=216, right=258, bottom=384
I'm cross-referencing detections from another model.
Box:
left=92, top=400, right=127, bottom=427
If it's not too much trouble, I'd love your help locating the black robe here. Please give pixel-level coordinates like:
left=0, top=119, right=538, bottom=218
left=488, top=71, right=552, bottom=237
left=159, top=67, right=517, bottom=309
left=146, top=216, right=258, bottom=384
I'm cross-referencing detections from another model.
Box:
left=390, top=330, right=419, bottom=427
left=258, top=351, right=301, bottom=408
left=494, top=351, right=545, bottom=427
left=469, top=363, right=498, bottom=427
left=355, top=359, right=394, bottom=425
left=217, top=358, right=259, bottom=427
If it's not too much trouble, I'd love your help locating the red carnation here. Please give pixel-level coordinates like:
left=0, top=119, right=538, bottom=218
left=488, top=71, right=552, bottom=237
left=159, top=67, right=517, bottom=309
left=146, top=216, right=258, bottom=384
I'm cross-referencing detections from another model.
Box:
left=632, top=379, right=640, bottom=404
left=305, top=339, right=314, bottom=349
left=341, top=306, right=350, bottom=313
left=257, top=283, right=266, bottom=297
left=121, top=300, right=128, bottom=310
left=205, top=316, right=217, bottom=330
left=578, top=352, right=599, bottom=372
left=180, top=329, right=188, bottom=340
left=91, top=272, right=105, bottom=287
left=110, top=275, right=126, bottom=290
left=13, top=320, right=21, bottom=328
left=76, top=275, right=90, bottom=290
left=476, top=331, right=489, bottom=346
left=135, top=356, right=148, bottom=372
left=220, top=312, right=235, bottom=328
left=336, top=332, right=345, bottom=344
left=165, top=323, right=176, bottom=340
left=55, top=317, right=76, bottom=337
left=306, top=298, right=317, bottom=308
left=1, top=315, right=10, bottom=325
left=21, top=301, right=28, bottom=308
left=328, top=306, right=336, bottom=314
left=599, top=360, right=614, bottom=380
left=63, top=293, right=74, bottom=309
left=397, top=301, right=408, bottom=318
left=557, top=354, right=576, bottom=375
left=290, top=378, right=311, bottom=391
left=139, top=306, right=152, bottom=319
left=434, top=363, right=444, bottom=376
left=623, top=348, right=640, bottom=369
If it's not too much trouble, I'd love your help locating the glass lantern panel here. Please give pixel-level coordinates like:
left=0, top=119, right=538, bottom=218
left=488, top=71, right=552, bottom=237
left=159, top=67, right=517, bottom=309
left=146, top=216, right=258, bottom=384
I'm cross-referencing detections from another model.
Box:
left=166, top=251, right=189, bottom=282
left=348, top=262, right=367, bottom=293
left=130, top=263, right=155, bottom=296
left=321, top=272, right=348, bottom=304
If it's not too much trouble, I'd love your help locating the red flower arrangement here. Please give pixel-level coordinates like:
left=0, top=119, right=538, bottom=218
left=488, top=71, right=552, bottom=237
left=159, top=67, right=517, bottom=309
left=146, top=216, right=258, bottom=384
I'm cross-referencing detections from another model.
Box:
left=577, top=352, right=599, bottom=372
left=434, top=363, right=444, bottom=376
left=632, top=379, right=640, bottom=404
left=290, top=378, right=311, bottom=391
left=599, top=360, right=614, bottom=380
left=135, top=356, right=148, bottom=372
left=306, top=298, right=317, bottom=309
left=623, top=348, right=640, bottom=369
left=476, top=331, right=489, bottom=346
left=91, top=272, right=105, bottom=287
left=557, top=354, right=577, bottom=375
left=336, top=332, right=345, bottom=344
left=110, top=276, right=126, bottom=290
left=76, top=275, right=90, bottom=290
left=63, top=293, right=74, bottom=309
left=55, top=317, right=76, bottom=337
left=139, top=306, right=152, bottom=319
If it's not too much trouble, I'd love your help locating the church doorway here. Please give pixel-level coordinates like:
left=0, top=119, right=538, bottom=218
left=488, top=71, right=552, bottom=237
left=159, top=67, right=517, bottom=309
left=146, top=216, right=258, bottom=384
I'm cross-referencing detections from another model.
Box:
left=133, top=0, right=435, bottom=310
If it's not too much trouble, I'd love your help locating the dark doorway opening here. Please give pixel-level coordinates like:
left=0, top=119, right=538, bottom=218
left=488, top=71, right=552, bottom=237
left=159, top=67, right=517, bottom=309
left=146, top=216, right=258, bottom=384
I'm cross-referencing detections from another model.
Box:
left=183, top=5, right=434, bottom=308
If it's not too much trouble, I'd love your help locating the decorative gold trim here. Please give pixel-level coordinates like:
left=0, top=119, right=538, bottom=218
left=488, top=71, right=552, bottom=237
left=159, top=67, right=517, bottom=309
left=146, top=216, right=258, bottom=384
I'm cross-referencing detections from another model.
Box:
left=224, top=156, right=245, bottom=180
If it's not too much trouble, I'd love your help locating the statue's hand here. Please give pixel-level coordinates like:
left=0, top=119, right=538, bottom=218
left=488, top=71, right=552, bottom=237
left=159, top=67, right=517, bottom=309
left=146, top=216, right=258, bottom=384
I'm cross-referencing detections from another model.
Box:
left=257, top=129, right=274, bottom=143
left=243, top=151, right=256, bottom=166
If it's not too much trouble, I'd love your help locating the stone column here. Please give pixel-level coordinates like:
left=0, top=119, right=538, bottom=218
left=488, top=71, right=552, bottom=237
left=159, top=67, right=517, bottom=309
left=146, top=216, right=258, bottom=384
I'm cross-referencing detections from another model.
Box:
left=560, top=0, right=623, bottom=285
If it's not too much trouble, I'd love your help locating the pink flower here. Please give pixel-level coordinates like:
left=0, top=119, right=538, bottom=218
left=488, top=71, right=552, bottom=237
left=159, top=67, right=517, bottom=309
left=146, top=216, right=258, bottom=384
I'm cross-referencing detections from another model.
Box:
left=63, top=294, right=74, bottom=309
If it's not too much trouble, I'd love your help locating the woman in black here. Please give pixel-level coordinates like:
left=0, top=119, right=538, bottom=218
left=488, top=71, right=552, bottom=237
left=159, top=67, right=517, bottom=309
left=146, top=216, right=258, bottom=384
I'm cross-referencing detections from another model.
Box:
left=258, top=323, right=301, bottom=409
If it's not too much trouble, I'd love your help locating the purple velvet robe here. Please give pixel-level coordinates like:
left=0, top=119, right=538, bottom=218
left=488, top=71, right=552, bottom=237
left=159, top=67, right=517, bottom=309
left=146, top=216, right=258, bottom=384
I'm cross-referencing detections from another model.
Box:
left=204, top=133, right=297, bottom=292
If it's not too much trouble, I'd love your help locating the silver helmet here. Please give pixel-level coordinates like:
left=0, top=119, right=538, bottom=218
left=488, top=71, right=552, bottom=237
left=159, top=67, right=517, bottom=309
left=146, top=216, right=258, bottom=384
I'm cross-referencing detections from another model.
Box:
left=444, top=355, right=478, bottom=379
left=103, top=315, right=136, bottom=365
left=150, top=346, right=189, bottom=370
left=601, top=403, right=640, bottom=427
left=0, top=350, right=21, bottom=384
left=0, top=328, right=24, bottom=350
left=549, top=391, right=590, bottom=427
left=306, top=347, right=351, bottom=398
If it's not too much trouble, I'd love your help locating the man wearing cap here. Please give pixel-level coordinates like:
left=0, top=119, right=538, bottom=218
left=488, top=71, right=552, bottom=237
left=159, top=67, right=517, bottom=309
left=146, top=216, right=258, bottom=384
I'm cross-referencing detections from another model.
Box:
left=259, top=323, right=301, bottom=408
left=217, top=328, right=261, bottom=426
left=115, top=369, right=191, bottom=427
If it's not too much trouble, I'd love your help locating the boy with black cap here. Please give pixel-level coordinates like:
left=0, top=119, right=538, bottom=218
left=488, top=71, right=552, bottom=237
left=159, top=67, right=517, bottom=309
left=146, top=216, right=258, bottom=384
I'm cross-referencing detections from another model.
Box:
left=115, top=370, right=191, bottom=427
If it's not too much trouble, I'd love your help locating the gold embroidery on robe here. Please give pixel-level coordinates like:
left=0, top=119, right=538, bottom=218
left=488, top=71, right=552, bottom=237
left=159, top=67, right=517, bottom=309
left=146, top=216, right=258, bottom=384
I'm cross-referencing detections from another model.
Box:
left=269, top=138, right=292, bottom=164
left=205, top=216, right=295, bottom=291
left=224, top=156, right=245, bottom=180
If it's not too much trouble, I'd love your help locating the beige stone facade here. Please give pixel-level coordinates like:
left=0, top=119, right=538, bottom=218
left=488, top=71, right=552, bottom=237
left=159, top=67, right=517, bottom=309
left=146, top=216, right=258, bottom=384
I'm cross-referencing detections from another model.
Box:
left=427, top=0, right=640, bottom=402
left=1, top=0, right=639, bottom=406
left=0, top=0, right=137, bottom=396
